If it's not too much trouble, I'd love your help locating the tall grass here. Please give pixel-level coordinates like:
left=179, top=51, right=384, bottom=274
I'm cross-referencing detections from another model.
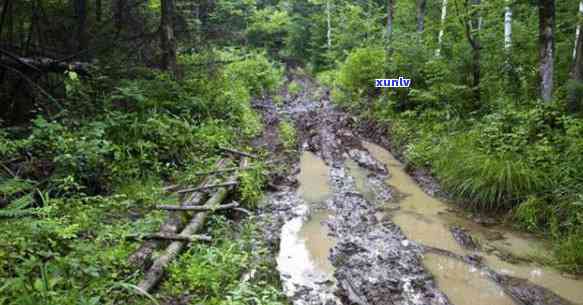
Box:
left=434, top=136, right=549, bottom=210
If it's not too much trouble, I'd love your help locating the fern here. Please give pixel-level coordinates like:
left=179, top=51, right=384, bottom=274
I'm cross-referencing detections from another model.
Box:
left=0, top=193, right=39, bottom=218
left=0, top=178, right=34, bottom=197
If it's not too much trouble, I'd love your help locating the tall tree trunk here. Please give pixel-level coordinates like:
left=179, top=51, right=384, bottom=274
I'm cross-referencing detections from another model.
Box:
left=573, top=0, right=583, bottom=60
left=96, top=0, right=102, bottom=22
left=386, top=0, right=395, bottom=43
left=467, top=0, right=481, bottom=103
left=539, top=0, right=555, bottom=102
left=113, top=0, right=125, bottom=32
left=161, top=0, right=177, bottom=77
left=569, top=0, right=583, bottom=112
left=504, top=2, right=512, bottom=52
left=416, top=0, right=426, bottom=33
left=75, top=0, right=88, bottom=55
left=0, top=0, right=11, bottom=40
left=326, top=0, right=331, bottom=49
left=436, top=0, right=448, bottom=56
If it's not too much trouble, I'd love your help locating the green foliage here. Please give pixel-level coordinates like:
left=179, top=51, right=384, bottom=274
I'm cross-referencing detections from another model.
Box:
left=224, top=52, right=284, bottom=96
left=0, top=47, right=274, bottom=303
left=287, top=81, right=302, bottom=96
left=164, top=216, right=284, bottom=305
left=334, top=47, right=385, bottom=106
left=434, top=134, right=548, bottom=210
left=238, top=163, right=266, bottom=209
left=278, top=120, right=297, bottom=151
left=246, top=8, right=291, bottom=53
left=554, top=232, right=583, bottom=274
left=513, top=196, right=553, bottom=233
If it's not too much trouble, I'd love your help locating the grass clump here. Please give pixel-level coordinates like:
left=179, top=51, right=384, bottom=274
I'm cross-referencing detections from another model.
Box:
left=287, top=81, right=302, bottom=96
left=434, top=135, right=549, bottom=210
left=278, top=120, right=297, bottom=151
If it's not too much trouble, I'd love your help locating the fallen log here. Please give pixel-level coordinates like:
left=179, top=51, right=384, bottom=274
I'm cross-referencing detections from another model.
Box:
left=218, top=146, right=258, bottom=159
left=137, top=158, right=247, bottom=292
left=176, top=181, right=238, bottom=194
left=0, top=52, right=91, bottom=75
left=162, top=184, right=179, bottom=193
left=195, top=166, right=258, bottom=176
left=156, top=201, right=239, bottom=211
left=128, top=159, right=227, bottom=268
left=129, top=234, right=212, bottom=242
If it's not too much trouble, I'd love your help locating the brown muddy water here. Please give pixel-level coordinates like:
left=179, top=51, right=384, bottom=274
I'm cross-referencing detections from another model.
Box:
left=297, top=151, right=332, bottom=203
left=276, top=151, right=339, bottom=303
left=363, top=141, right=583, bottom=305
left=278, top=144, right=583, bottom=305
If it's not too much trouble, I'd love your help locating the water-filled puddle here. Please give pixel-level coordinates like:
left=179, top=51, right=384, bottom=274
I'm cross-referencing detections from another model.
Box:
left=485, top=254, right=583, bottom=305
left=424, top=253, right=515, bottom=305
left=298, top=151, right=332, bottom=203
left=277, top=210, right=336, bottom=286
left=363, top=141, right=463, bottom=253
left=277, top=151, right=337, bottom=301
left=363, top=141, right=583, bottom=305
left=345, top=159, right=377, bottom=203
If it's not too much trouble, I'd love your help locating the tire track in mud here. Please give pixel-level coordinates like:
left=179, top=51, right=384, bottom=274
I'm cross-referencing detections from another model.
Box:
left=253, top=70, right=576, bottom=305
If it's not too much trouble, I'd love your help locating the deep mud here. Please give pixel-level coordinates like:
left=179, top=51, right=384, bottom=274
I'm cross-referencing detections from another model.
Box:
left=252, top=69, right=583, bottom=305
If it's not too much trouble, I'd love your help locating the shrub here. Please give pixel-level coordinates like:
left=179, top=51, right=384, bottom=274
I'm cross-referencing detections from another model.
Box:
left=334, top=47, right=386, bottom=106
left=279, top=120, right=297, bottom=151
left=288, top=81, right=302, bottom=96
left=224, top=53, right=284, bottom=96
left=554, top=232, right=583, bottom=274
left=434, top=134, right=549, bottom=210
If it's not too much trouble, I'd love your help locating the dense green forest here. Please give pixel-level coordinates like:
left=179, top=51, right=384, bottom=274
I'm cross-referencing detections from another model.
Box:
left=1, top=0, right=583, bottom=304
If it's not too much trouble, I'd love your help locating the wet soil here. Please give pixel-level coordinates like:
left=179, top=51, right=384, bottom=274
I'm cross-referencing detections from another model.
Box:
left=252, top=69, right=583, bottom=305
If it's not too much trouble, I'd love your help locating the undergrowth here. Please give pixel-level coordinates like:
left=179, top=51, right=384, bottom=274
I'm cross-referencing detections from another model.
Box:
left=0, top=50, right=283, bottom=304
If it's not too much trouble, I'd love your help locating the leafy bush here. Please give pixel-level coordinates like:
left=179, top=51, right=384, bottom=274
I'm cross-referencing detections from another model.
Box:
left=554, top=232, right=583, bottom=274
left=238, top=163, right=266, bottom=209
left=279, top=120, right=297, bottom=151
left=287, top=81, right=302, bottom=96
left=224, top=53, right=284, bottom=96
left=334, top=47, right=386, bottom=106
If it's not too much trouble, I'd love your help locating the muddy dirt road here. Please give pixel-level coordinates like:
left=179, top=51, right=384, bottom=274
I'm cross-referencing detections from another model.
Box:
left=252, top=70, right=583, bottom=305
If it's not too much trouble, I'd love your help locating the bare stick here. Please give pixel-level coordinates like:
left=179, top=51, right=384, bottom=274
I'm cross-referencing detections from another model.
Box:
left=157, top=202, right=239, bottom=211
left=195, top=166, right=257, bottom=176
left=162, top=184, right=179, bottom=193
left=176, top=181, right=238, bottom=194
left=139, top=234, right=212, bottom=242
left=128, top=159, right=226, bottom=268
left=219, top=146, right=258, bottom=159
left=137, top=158, right=246, bottom=292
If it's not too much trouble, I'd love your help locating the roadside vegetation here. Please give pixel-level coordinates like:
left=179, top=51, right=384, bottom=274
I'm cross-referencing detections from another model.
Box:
left=2, top=0, right=583, bottom=303
left=311, top=1, right=583, bottom=273
left=1, top=39, right=283, bottom=305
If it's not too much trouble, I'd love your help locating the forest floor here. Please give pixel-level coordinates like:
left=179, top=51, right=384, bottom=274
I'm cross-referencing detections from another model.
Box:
left=250, top=68, right=583, bottom=305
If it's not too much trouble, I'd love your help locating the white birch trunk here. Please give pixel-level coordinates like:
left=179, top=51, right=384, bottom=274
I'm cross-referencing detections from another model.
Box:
left=436, top=0, right=448, bottom=56
left=326, top=0, right=331, bottom=49
left=386, top=0, right=394, bottom=43
left=504, top=4, right=512, bottom=51
left=573, top=0, right=583, bottom=59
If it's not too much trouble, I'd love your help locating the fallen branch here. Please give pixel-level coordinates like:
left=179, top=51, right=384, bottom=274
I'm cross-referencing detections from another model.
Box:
left=137, top=158, right=247, bottom=292
left=176, top=181, right=238, bottom=194
left=0, top=53, right=90, bottom=75
left=162, top=184, right=179, bottom=193
left=157, top=201, right=239, bottom=211
left=129, top=234, right=212, bottom=242
left=128, top=159, right=227, bottom=268
left=233, top=207, right=252, bottom=215
left=218, top=146, right=258, bottom=159
left=195, top=166, right=257, bottom=176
